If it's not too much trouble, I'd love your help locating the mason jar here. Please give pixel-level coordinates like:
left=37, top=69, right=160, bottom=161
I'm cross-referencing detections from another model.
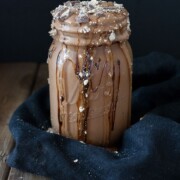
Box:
left=47, top=1, right=133, bottom=146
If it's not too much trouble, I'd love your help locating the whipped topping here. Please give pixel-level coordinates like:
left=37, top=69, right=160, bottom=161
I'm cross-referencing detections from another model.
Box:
left=51, top=1, right=125, bottom=23
left=49, top=29, right=57, bottom=37
left=50, top=1, right=131, bottom=46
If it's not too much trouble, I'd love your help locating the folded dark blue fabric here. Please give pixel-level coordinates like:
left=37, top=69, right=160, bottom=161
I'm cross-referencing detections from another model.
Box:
left=7, top=52, right=180, bottom=180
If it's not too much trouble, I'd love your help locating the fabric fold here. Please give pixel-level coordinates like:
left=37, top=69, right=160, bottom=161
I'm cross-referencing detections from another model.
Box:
left=7, top=52, right=180, bottom=180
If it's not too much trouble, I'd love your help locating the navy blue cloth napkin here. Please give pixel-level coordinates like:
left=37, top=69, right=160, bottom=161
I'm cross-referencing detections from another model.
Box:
left=7, top=52, right=180, bottom=180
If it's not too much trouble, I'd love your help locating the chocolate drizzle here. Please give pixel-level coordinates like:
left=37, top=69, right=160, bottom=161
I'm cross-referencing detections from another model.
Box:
left=110, top=59, right=121, bottom=131
left=56, top=51, right=62, bottom=134
left=47, top=46, right=56, bottom=63
left=76, top=47, right=94, bottom=141
left=90, top=59, right=107, bottom=93
left=119, top=42, right=132, bottom=128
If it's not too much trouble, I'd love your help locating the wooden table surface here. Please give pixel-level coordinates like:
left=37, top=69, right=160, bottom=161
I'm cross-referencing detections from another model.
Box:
left=0, top=63, right=50, bottom=180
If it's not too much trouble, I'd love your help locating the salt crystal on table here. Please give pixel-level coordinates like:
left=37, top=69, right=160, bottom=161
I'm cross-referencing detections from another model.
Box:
left=73, top=159, right=78, bottom=163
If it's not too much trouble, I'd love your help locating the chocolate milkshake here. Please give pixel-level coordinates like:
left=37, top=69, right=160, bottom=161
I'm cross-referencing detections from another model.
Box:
left=48, top=0, right=133, bottom=146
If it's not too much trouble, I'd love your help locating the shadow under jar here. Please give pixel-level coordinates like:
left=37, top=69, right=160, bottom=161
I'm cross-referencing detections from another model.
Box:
left=48, top=0, right=133, bottom=147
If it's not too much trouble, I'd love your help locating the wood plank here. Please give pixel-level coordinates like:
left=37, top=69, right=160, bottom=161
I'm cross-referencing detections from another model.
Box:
left=0, top=126, right=14, bottom=179
left=33, top=63, right=48, bottom=92
left=8, top=168, right=49, bottom=180
left=0, top=63, right=38, bottom=126
left=8, top=63, right=50, bottom=180
left=0, top=63, right=38, bottom=180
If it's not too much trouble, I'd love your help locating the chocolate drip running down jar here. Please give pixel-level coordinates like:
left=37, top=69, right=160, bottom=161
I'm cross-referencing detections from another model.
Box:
left=47, top=0, right=133, bottom=147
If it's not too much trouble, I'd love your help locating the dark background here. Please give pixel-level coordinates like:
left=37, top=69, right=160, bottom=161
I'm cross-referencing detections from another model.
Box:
left=1, top=0, right=180, bottom=62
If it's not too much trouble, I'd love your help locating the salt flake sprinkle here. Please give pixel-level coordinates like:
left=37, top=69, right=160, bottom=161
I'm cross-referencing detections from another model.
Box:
left=114, top=151, right=119, bottom=154
left=79, top=106, right=85, bottom=112
left=80, top=141, right=85, bottom=144
left=73, top=159, right=79, bottom=163
left=83, top=79, right=89, bottom=86
left=109, top=30, right=116, bottom=41
left=82, top=26, right=91, bottom=33
left=46, top=128, right=54, bottom=134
